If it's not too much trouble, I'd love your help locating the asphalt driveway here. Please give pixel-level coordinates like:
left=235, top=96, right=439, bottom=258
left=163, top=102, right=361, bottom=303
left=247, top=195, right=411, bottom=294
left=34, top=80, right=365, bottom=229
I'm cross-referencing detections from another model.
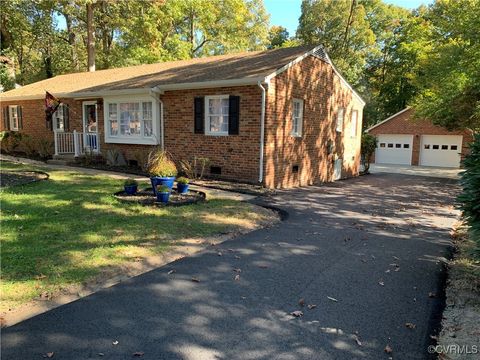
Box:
left=1, top=173, right=460, bottom=360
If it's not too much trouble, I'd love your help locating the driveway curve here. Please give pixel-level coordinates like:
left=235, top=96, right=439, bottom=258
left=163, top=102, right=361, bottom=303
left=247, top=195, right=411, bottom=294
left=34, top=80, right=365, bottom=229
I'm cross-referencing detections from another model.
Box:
left=1, top=173, right=459, bottom=360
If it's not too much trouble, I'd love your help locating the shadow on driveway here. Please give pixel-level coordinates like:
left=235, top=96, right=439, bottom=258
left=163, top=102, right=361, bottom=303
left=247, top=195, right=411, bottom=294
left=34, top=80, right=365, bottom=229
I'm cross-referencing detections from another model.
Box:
left=1, top=173, right=459, bottom=360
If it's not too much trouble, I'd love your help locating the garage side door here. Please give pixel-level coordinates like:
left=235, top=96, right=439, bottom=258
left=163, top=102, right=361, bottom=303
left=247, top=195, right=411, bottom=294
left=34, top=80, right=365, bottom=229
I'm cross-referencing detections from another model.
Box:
left=375, top=134, right=413, bottom=165
left=420, top=135, right=462, bottom=168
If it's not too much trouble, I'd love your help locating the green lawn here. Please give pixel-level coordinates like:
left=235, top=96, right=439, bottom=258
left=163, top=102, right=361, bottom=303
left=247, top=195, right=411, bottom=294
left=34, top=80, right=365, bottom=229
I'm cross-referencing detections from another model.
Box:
left=0, top=161, right=271, bottom=311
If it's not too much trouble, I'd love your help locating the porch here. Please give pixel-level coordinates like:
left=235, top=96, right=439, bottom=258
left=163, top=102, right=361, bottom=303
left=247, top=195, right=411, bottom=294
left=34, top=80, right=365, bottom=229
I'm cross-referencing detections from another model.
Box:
left=54, top=130, right=100, bottom=158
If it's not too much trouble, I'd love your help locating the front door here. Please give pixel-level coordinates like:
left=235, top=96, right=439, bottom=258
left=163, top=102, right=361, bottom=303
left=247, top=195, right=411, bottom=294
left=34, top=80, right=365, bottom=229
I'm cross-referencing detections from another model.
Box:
left=83, top=102, right=98, bottom=151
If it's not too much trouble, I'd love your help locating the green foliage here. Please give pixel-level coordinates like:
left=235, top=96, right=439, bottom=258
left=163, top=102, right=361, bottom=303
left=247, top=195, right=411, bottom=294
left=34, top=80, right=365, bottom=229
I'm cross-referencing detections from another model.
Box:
left=360, top=133, right=377, bottom=173
left=413, top=0, right=480, bottom=131
left=124, top=178, right=138, bottom=186
left=0, top=131, right=24, bottom=153
left=268, top=26, right=290, bottom=49
left=458, top=134, right=480, bottom=246
left=36, top=137, right=54, bottom=160
left=156, top=185, right=171, bottom=193
left=176, top=176, right=190, bottom=185
left=147, top=150, right=178, bottom=177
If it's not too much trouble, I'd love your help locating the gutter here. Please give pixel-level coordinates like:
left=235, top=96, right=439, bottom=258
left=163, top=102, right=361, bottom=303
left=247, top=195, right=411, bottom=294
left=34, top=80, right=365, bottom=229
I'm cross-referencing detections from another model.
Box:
left=257, top=81, right=267, bottom=184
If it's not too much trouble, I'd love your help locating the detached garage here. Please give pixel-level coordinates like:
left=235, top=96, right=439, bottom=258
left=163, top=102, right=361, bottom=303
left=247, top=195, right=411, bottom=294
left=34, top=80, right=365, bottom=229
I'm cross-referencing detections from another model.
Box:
left=367, top=108, right=472, bottom=168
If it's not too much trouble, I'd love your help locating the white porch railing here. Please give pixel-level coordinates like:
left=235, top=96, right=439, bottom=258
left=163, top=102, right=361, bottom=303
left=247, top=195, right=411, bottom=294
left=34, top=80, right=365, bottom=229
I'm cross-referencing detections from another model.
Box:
left=54, top=130, right=100, bottom=156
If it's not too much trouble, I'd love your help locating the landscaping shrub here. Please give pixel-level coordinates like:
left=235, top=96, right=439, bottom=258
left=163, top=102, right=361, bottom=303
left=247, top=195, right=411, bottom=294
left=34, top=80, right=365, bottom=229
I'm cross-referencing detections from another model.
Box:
left=0, top=131, right=23, bottom=154
left=361, top=133, right=377, bottom=174
left=21, top=135, right=37, bottom=157
left=37, top=138, right=54, bottom=160
left=180, top=156, right=209, bottom=179
left=147, top=149, right=177, bottom=177
left=458, top=133, right=480, bottom=250
left=131, top=148, right=150, bottom=172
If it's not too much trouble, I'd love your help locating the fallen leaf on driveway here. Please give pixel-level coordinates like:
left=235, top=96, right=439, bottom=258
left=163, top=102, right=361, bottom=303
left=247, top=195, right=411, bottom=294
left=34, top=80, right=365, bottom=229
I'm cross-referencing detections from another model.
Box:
left=384, top=345, right=393, bottom=354
left=379, top=281, right=385, bottom=286
left=112, top=341, right=119, bottom=345
left=307, top=304, right=317, bottom=309
left=290, top=311, right=303, bottom=317
left=217, top=252, right=222, bottom=256
left=191, top=277, right=200, bottom=282
left=394, top=267, right=400, bottom=272
left=233, top=268, right=241, bottom=273
left=393, top=256, right=400, bottom=260
left=327, top=296, right=338, bottom=302
left=298, top=298, right=305, bottom=307
left=353, top=334, right=362, bottom=346
left=385, top=269, right=391, bottom=273
left=234, top=274, right=240, bottom=281
left=405, top=322, right=416, bottom=329
left=43, top=352, right=54, bottom=358
left=98, top=353, right=104, bottom=357
left=429, top=292, right=436, bottom=298
left=133, top=352, right=145, bottom=357
left=167, top=269, right=176, bottom=275
left=234, top=255, right=241, bottom=259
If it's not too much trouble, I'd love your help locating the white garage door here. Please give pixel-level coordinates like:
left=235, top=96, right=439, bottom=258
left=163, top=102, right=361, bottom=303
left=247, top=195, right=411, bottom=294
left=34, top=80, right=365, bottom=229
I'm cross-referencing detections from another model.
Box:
left=420, top=135, right=462, bottom=168
left=375, top=134, right=413, bottom=165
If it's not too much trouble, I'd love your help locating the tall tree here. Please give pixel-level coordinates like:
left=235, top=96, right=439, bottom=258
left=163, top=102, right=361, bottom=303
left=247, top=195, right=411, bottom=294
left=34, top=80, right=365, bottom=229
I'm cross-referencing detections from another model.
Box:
left=268, top=25, right=289, bottom=48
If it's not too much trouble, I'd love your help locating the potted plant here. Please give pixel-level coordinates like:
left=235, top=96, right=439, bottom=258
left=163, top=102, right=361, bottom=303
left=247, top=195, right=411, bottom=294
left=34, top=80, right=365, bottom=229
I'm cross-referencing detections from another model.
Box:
left=124, top=178, right=138, bottom=195
left=156, top=185, right=171, bottom=203
left=146, top=149, right=178, bottom=194
left=176, top=177, right=190, bottom=194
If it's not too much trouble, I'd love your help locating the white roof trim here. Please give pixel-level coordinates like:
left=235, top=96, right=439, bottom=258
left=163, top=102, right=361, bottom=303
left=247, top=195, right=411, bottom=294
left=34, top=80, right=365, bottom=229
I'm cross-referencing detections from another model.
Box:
left=153, top=77, right=263, bottom=92
left=366, top=107, right=411, bottom=132
left=263, top=45, right=365, bottom=106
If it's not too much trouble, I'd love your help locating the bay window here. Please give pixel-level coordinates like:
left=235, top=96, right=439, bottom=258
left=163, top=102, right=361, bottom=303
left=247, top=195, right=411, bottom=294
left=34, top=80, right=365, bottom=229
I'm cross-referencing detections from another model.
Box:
left=104, top=97, right=158, bottom=144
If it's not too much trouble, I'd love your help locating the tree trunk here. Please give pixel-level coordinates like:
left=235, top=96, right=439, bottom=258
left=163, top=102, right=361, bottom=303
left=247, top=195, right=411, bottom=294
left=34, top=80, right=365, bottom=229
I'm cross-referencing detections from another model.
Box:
left=64, top=12, right=79, bottom=71
left=86, top=2, right=95, bottom=72
left=342, top=0, right=356, bottom=52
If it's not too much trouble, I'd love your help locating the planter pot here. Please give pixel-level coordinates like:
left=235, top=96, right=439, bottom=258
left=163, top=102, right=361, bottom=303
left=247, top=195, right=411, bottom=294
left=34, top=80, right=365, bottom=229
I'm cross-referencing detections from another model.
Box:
left=124, top=185, right=138, bottom=195
left=150, top=176, right=176, bottom=195
left=156, top=192, right=170, bottom=203
left=177, top=183, right=189, bottom=194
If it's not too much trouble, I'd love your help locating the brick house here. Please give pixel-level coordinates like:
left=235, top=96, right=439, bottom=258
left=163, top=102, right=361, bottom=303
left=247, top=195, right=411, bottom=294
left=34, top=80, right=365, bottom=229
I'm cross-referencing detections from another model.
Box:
left=1, top=45, right=364, bottom=188
left=367, top=108, right=473, bottom=168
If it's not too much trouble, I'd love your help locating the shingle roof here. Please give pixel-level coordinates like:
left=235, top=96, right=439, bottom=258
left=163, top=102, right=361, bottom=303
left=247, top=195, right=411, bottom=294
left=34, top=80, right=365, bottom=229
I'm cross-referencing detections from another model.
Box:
left=1, top=45, right=319, bottom=100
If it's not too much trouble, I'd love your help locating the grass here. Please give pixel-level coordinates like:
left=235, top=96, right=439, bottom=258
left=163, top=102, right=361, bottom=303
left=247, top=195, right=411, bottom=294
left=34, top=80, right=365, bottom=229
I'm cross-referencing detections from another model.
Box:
left=0, top=160, right=272, bottom=311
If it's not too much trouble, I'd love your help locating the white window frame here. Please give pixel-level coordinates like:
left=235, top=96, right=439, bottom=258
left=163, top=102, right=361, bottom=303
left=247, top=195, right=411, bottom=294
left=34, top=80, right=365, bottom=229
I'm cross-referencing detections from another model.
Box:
left=350, top=109, right=358, bottom=138
left=205, top=95, right=230, bottom=136
left=53, top=104, right=66, bottom=132
left=291, top=98, right=304, bottom=137
left=336, top=108, right=344, bottom=132
left=8, top=105, right=19, bottom=131
left=104, top=95, right=159, bottom=145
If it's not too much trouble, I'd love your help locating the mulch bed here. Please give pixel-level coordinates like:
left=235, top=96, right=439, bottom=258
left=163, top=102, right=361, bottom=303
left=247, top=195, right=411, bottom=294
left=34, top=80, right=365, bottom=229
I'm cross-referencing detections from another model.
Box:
left=0, top=171, right=49, bottom=188
left=114, top=187, right=206, bottom=206
left=191, top=179, right=275, bottom=196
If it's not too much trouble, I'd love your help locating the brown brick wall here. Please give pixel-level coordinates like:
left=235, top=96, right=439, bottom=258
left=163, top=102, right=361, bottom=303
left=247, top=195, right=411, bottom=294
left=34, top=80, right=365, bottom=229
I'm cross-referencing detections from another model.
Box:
left=368, top=108, right=473, bottom=165
left=264, top=55, right=363, bottom=188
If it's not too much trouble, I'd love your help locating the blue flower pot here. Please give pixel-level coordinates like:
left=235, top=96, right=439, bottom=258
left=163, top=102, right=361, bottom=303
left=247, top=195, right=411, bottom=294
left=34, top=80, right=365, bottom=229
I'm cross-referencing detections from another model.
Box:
left=177, top=183, right=189, bottom=194
left=150, top=176, right=176, bottom=195
left=124, top=185, right=137, bottom=195
left=156, top=192, right=170, bottom=203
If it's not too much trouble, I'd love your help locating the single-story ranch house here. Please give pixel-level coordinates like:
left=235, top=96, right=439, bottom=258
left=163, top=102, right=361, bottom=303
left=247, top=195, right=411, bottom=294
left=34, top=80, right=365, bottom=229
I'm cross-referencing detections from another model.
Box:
left=367, top=108, right=473, bottom=168
left=1, top=45, right=364, bottom=188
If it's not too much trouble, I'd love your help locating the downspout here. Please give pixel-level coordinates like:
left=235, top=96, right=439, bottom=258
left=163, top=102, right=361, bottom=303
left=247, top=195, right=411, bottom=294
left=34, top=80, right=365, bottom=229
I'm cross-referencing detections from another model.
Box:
left=150, top=87, right=164, bottom=150
left=257, top=81, right=267, bottom=184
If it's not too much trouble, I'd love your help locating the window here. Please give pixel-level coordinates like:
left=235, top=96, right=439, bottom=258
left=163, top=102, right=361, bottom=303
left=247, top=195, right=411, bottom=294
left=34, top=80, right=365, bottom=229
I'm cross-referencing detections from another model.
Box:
left=424, top=144, right=430, bottom=149
left=395, top=143, right=401, bottom=148
left=451, top=145, right=458, bottom=150
left=380, top=143, right=386, bottom=148
left=433, top=145, right=439, bottom=149
left=9, top=105, right=19, bottom=131
left=53, top=104, right=66, bottom=131
left=350, top=110, right=358, bottom=137
left=336, top=108, right=344, bottom=132
left=205, top=95, right=229, bottom=135
left=105, top=98, right=157, bottom=144
left=388, top=143, right=393, bottom=148
left=291, top=99, right=304, bottom=137
left=441, top=145, right=448, bottom=150
left=403, top=144, right=410, bottom=149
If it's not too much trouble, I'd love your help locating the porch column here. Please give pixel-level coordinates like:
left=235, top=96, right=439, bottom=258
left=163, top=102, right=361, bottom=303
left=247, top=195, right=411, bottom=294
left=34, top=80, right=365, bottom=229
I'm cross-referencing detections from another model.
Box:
left=73, top=130, right=80, bottom=157
left=54, top=130, right=59, bottom=156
